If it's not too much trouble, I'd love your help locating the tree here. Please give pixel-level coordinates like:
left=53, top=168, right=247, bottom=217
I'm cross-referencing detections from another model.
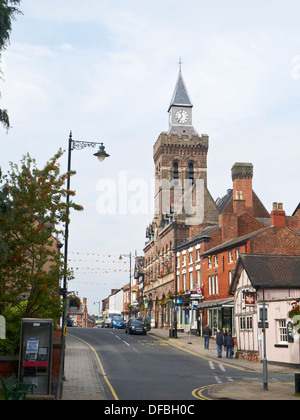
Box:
left=0, top=0, right=22, bottom=130
left=0, top=149, right=83, bottom=322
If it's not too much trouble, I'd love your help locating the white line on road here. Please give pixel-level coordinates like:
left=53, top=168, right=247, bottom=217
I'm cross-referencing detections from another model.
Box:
left=219, top=364, right=226, bottom=372
left=208, top=361, right=215, bottom=370
left=115, top=335, right=121, bottom=340
left=123, top=341, right=130, bottom=347
left=214, top=376, right=222, bottom=384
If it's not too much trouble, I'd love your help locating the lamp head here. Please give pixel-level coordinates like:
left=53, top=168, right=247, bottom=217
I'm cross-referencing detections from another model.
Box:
left=94, top=143, right=110, bottom=162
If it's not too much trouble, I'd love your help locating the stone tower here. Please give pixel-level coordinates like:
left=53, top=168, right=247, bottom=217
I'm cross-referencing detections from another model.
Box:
left=153, top=69, right=218, bottom=228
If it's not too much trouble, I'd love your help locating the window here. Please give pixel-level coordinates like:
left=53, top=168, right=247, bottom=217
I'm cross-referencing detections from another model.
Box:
left=208, top=256, right=212, bottom=269
left=182, top=254, right=186, bottom=267
left=278, top=320, right=288, bottom=344
left=214, top=255, right=218, bottom=267
left=228, top=271, right=232, bottom=285
left=208, top=275, right=218, bottom=295
left=229, top=250, right=233, bottom=263
left=189, top=162, right=194, bottom=186
left=196, top=248, right=201, bottom=261
left=236, top=248, right=240, bottom=260
left=189, top=271, right=193, bottom=289
left=240, top=316, right=253, bottom=331
left=189, top=251, right=193, bottom=264
left=196, top=269, right=201, bottom=286
left=173, top=162, right=179, bottom=186
left=183, top=273, right=186, bottom=291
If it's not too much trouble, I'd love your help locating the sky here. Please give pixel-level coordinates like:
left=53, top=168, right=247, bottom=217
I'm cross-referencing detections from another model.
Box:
left=1, top=0, right=300, bottom=314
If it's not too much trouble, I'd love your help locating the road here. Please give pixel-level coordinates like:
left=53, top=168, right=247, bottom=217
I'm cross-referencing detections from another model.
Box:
left=67, top=327, right=291, bottom=401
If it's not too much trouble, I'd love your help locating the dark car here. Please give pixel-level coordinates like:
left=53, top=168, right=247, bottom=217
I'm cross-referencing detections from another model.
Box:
left=125, top=318, right=147, bottom=335
left=111, top=316, right=126, bottom=329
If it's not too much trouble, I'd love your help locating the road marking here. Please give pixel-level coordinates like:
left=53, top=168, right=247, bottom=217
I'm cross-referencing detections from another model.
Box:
left=68, top=334, right=119, bottom=401
left=192, top=385, right=213, bottom=400
left=115, top=335, right=121, bottom=340
left=123, top=341, right=130, bottom=347
left=227, top=377, right=234, bottom=382
left=147, top=333, right=250, bottom=372
left=209, top=361, right=215, bottom=370
left=214, top=376, right=222, bottom=384
left=219, top=364, right=226, bottom=372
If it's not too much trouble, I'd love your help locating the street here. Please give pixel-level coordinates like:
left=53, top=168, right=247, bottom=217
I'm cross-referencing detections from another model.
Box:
left=66, top=328, right=294, bottom=400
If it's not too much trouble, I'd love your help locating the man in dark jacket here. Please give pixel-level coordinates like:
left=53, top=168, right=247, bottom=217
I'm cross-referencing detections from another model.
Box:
left=216, top=329, right=224, bottom=358
left=224, top=332, right=234, bottom=358
left=203, top=324, right=212, bottom=350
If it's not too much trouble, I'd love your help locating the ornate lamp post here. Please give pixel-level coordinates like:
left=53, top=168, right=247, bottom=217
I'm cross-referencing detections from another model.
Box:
left=57, top=131, right=109, bottom=400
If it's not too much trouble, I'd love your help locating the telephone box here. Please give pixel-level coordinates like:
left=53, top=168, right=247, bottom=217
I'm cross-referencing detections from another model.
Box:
left=19, top=319, right=54, bottom=395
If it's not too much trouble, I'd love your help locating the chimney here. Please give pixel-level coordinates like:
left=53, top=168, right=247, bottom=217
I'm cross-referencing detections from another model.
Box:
left=271, top=202, right=286, bottom=227
left=231, top=163, right=253, bottom=214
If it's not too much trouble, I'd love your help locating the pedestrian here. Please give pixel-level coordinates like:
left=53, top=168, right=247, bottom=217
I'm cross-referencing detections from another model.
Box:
left=224, top=331, right=234, bottom=359
left=203, top=324, right=212, bottom=350
left=216, top=329, right=224, bottom=358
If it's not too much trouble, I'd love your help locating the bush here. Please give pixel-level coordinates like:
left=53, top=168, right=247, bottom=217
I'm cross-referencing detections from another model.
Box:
left=0, top=306, right=22, bottom=356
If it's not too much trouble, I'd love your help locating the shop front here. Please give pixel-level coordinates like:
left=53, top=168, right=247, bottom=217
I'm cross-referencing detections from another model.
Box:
left=198, top=298, right=235, bottom=337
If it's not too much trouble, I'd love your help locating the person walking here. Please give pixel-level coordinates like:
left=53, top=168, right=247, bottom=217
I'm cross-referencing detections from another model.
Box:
left=216, top=329, right=224, bottom=358
left=203, top=324, right=212, bottom=350
left=224, top=332, right=234, bottom=359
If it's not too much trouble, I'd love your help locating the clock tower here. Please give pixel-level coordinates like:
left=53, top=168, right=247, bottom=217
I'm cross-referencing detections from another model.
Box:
left=152, top=68, right=219, bottom=228
left=168, top=69, right=197, bottom=136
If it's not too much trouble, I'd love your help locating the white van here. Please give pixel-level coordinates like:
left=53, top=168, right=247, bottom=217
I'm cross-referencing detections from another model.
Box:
left=104, top=310, right=122, bottom=328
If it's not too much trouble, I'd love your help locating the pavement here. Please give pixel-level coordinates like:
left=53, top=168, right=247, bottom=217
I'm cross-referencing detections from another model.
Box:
left=62, top=328, right=300, bottom=401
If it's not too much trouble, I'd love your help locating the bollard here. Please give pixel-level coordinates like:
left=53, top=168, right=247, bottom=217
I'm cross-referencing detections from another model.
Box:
left=295, top=372, right=300, bottom=394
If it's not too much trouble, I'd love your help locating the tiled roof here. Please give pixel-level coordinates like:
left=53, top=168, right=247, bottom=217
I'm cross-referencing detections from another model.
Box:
left=202, top=227, right=270, bottom=256
left=168, top=70, right=193, bottom=111
left=237, top=254, right=300, bottom=289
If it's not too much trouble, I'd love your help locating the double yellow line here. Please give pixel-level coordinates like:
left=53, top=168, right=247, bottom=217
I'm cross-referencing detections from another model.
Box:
left=68, top=334, right=119, bottom=400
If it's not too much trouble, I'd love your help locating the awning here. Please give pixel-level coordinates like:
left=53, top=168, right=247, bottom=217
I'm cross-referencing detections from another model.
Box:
left=198, top=298, right=234, bottom=310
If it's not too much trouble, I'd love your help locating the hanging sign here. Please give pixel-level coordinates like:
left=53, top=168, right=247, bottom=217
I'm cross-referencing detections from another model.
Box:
left=245, top=292, right=256, bottom=306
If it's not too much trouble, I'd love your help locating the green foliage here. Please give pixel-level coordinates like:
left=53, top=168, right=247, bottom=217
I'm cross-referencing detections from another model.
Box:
left=0, top=150, right=83, bottom=324
left=0, top=1, right=22, bottom=51
left=0, top=305, right=22, bottom=355
left=0, top=0, right=22, bottom=130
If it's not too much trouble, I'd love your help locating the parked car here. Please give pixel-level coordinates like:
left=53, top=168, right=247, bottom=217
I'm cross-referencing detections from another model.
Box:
left=125, top=318, right=147, bottom=335
left=111, top=316, right=126, bottom=329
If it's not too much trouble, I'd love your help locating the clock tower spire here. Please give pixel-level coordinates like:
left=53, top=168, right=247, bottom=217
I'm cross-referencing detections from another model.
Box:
left=168, top=66, right=197, bottom=136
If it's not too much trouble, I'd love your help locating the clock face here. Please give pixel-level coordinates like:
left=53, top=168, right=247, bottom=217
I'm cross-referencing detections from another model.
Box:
left=175, top=109, right=189, bottom=124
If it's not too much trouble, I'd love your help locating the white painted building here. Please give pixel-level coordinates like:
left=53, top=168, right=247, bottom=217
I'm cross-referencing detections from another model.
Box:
left=230, top=254, right=300, bottom=365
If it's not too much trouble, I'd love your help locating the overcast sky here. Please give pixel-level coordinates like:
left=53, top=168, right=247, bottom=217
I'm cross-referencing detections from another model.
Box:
left=1, top=0, right=300, bottom=313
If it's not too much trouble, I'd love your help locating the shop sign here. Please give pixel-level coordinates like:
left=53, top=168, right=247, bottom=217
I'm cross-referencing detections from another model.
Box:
left=245, top=292, right=256, bottom=306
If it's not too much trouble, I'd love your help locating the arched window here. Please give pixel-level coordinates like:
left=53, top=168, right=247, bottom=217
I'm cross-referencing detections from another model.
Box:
left=173, top=162, right=179, bottom=186
left=189, top=162, right=194, bottom=186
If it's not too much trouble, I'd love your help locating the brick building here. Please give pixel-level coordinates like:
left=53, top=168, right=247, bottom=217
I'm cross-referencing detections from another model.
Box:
left=142, top=68, right=300, bottom=334
left=143, top=69, right=219, bottom=328
left=175, top=162, right=300, bottom=335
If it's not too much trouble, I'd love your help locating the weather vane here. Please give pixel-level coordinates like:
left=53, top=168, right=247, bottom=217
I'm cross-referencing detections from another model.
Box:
left=178, top=57, right=183, bottom=71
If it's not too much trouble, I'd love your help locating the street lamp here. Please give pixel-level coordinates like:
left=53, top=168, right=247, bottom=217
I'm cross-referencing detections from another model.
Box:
left=57, top=131, right=109, bottom=400
left=119, top=253, right=132, bottom=318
